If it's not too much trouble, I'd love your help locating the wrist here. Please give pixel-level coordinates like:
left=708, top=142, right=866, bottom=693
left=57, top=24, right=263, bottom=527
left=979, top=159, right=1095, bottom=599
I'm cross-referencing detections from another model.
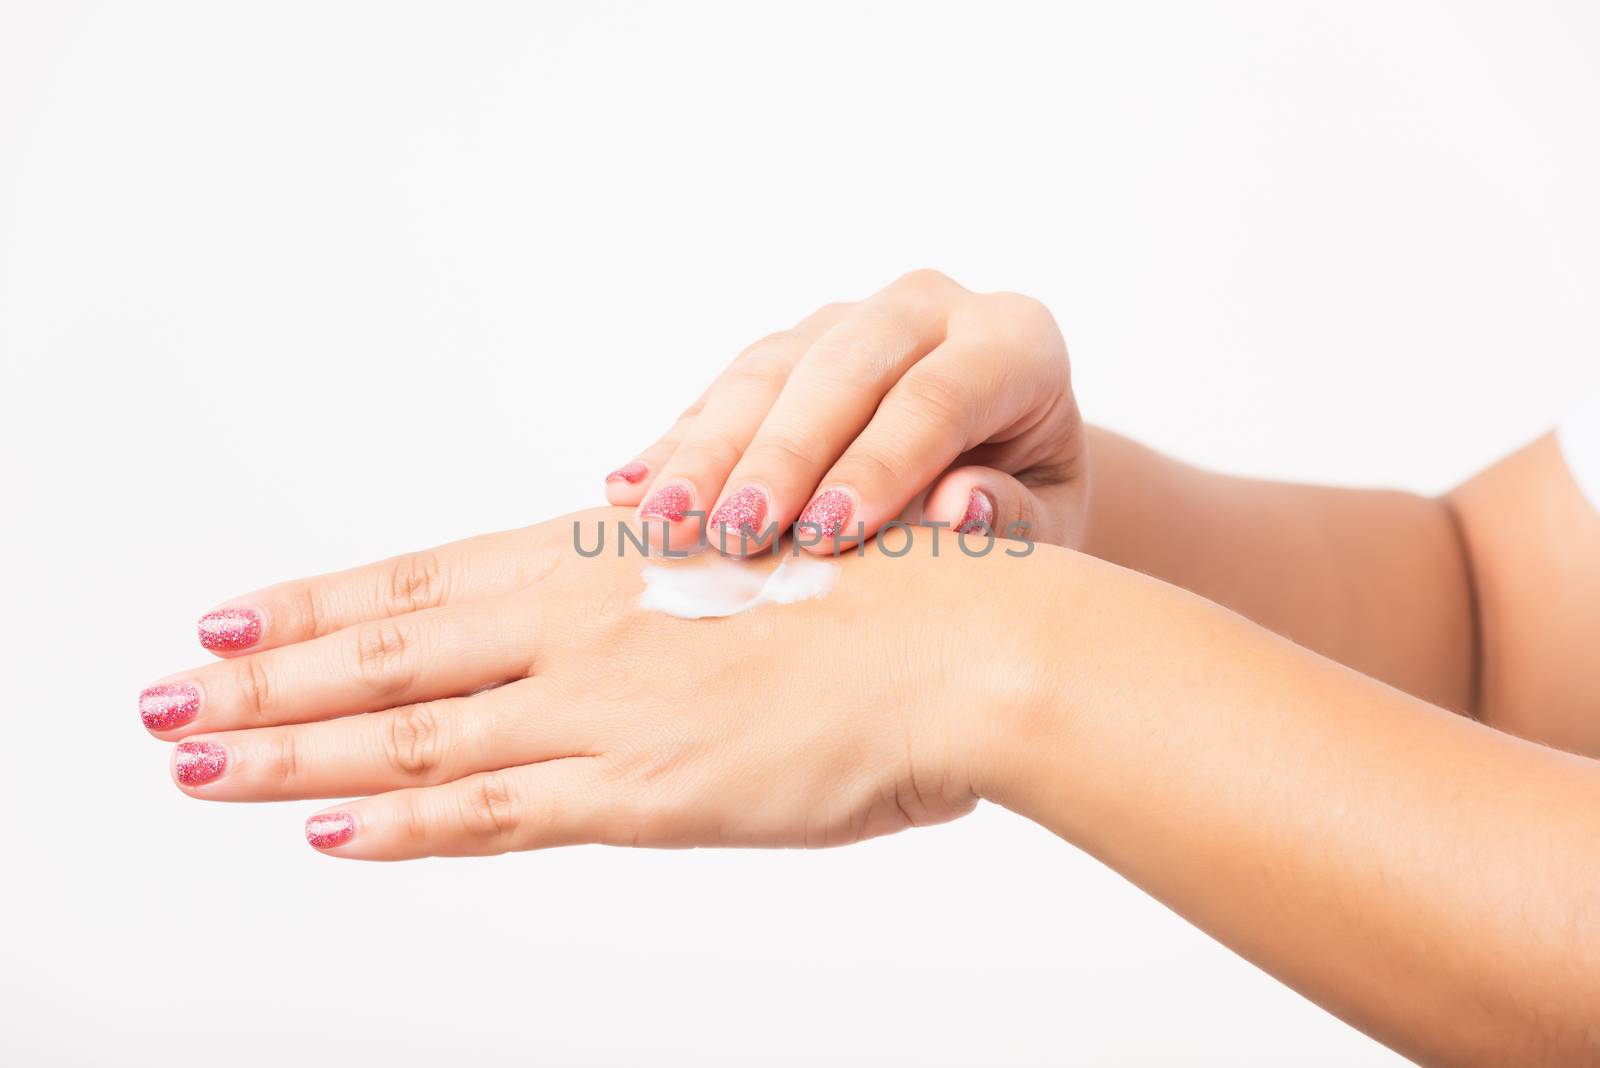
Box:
left=954, top=543, right=1096, bottom=816
left=959, top=547, right=1209, bottom=845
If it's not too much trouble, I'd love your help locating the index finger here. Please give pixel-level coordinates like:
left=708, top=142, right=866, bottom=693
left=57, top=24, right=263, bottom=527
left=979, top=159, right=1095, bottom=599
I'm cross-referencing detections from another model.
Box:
left=194, top=525, right=560, bottom=656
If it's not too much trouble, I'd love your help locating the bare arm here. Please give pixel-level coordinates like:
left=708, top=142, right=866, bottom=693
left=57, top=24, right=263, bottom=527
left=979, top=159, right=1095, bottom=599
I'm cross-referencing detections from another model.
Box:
left=981, top=546, right=1600, bottom=1066
left=1082, top=425, right=1475, bottom=711
left=151, top=497, right=1600, bottom=1062
left=1083, top=427, right=1600, bottom=742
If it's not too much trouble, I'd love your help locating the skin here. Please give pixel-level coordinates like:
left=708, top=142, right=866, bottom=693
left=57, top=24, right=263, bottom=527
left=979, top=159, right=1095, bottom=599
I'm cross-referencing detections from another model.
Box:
left=146, top=507, right=1600, bottom=1064
left=144, top=272, right=1600, bottom=1060
left=1080, top=426, right=1600, bottom=751
left=1083, top=426, right=1478, bottom=714
left=608, top=269, right=1598, bottom=744
left=605, top=269, right=1087, bottom=554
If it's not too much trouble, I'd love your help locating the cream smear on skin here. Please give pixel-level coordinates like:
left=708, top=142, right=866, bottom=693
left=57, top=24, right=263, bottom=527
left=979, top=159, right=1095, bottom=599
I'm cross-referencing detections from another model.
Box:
left=638, top=552, right=839, bottom=619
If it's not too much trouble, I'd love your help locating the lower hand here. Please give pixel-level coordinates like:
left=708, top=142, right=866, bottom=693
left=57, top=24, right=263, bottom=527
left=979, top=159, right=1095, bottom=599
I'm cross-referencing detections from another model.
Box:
left=143, top=508, right=1041, bottom=858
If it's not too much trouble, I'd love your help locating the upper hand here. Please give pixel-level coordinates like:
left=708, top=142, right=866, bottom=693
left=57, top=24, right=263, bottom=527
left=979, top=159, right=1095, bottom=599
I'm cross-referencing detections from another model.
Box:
left=604, top=269, right=1087, bottom=555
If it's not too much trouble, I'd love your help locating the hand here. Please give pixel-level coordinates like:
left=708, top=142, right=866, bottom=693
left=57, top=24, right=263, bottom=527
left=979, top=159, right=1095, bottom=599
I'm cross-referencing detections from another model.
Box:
left=604, top=269, right=1087, bottom=555
left=143, top=508, right=1041, bottom=859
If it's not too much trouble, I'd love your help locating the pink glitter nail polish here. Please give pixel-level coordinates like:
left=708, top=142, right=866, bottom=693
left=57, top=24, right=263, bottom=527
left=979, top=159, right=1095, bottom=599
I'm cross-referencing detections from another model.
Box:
left=197, top=607, right=262, bottom=652
left=639, top=484, right=693, bottom=523
left=305, top=812, right=356, bottom=849
left=606, top=462, right=649, bottom=484
left=709, top=485, right=768, bottom=536
left=174, top=740, right=227, bottom=786
left=798, top=488, right=854, bottom=538
left=956, top=488, right=995, bottom=535
left=140, top=682, right=201, bottom=731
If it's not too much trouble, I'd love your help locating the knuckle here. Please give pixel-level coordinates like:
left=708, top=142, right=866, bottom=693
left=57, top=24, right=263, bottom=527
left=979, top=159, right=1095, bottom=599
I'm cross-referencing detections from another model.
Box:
left=899, top=369, right=973, bottom=435
left=1009, top=487, right=1054, bottom=545
left=383, top=551, right=446, bottom=616
left=672, top=427, right=744, bottom=472
left=845, top=444, right=911, bottom=489
left=396, top=792, right=430, bottom=849
left=795, top=301, right=855, bottom=333
left=293, top=583, right=328, bottom=638
left=387, top=701, right=447, bottom=778
left=894, top=267, right=956, bottom=294
left=460, top=772, right=523, bottom=846
left=977, top=292, right=1065, bottom=357
left=271, top=730, right=301, bottom=787
left=737, top=329, right=802, bottom=362
left=984, top=289, right=1049, bottom=321
left=677, top=395, right=708, bottom=422
left=748, top=428, right=821, bottom=473
left=801, top=332, right=865, bottom=379
left=234, top=656, right=274, bottom=723
left=793, top=300, right=857, bottom=334
left=725, top=349, right=792, bottom=391
left=353, top=618, right=419, bottom=699
left=805, top=315, right=907, bottom=381
left=1018, top=491, right=1045, bottom=537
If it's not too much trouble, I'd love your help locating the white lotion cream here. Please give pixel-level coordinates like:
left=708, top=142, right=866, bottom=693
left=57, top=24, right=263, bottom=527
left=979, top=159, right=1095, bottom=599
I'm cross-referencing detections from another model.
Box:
left=638, top=552, right=839, bottom=619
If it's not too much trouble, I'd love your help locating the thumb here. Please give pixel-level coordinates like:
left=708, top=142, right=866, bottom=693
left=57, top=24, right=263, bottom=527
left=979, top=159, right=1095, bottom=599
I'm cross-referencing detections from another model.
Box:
left=922, top=465, right=1062, bottom=548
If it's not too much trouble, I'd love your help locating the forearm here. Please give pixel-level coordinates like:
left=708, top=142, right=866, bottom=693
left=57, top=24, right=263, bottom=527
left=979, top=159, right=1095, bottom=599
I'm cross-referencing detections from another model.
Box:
left=1081, top=426, right=1475, bottom=711
left=976, top=549, right=1600, bottom=1065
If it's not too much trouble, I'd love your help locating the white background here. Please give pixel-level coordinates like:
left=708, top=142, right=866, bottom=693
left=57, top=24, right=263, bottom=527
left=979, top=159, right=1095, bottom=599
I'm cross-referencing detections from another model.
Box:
left=2, top=2, right=1596, bottom=1064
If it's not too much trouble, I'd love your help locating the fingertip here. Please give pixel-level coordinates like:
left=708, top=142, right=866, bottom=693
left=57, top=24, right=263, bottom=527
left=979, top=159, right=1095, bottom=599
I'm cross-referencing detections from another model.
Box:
left=796, top=486, right=856, bottom=538
left=139, top=680, right=203, bottom=734
left=305, top=810, right=358, bottom=852
left=707, top=483, right=776, bottom=556
left=196, top=605, right=265, bottom=656
left=956, top=487, right=996, bottom=535
left=173, top=738, right=229, bottom=790
left=924, top=465, right=1051, bottom=545
left=637, top=482, right=709, bottom=555
left=605, top=482, right=645, bottom=507
left=604, top=462, right=650, bottom=504
left=924, top=467, right=992, bottom=523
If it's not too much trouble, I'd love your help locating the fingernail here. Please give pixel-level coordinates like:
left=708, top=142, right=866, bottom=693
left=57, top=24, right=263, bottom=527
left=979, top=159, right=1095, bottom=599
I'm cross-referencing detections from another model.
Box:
left=708, top=485, right=768, bottom=536
left=798, top=488, right=854, bottom=538
left=606, top=462, right=649, bottom=484
left=305, top=812, right=356, bottom=849
left=174, top=740, right=228, bottom=786
left=639, top=483, right=692, bottom=523
left=197, top=607, right=262, bottom=652
left=140, top=682, right=201, bottom=731
left=956, top=488, right=995, bottom=535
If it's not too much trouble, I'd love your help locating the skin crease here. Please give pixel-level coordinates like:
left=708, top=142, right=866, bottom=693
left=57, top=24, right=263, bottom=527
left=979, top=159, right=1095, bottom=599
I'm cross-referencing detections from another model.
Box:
left=145, top=271, right=1600, bottom=1062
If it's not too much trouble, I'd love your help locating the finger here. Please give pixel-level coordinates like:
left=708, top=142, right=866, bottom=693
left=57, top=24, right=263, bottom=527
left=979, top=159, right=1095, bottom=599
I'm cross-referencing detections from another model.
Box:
left=607, top=302, right=850, bottom=514
left=922, top=465, right=1059, bottom=547
left=640, top=332, right=809, bottom=554
left=721, top=271, right=959, bottom=550
left=789, top=335, right=1024, bottom=552
left=303, top=757, right=612, bottom=859
left=798, top=291, right=1069, bottom=552
left=167, top=677, right=586, bottom=801
left=194, top=525, right=560, bottom=657
left=149, top=596, right=537, bottom=738
left=603, top=408, right=698, bottom=507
